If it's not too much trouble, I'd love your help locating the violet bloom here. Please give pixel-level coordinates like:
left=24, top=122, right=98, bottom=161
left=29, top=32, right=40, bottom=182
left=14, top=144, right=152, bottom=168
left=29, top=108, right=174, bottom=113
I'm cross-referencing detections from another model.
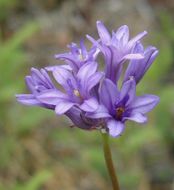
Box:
left=16, top=68, right=56, bottom=109
left=38, top=62, right=103, bottom=115
left=87, top=21, right=147, bottom=82
left=55, top=41, right=99, bottom=73
left=124, top=43, right=159, bottom=84
left=87, top=78, right=159, bottom=137
left=16, top=20, right=160, bottom=138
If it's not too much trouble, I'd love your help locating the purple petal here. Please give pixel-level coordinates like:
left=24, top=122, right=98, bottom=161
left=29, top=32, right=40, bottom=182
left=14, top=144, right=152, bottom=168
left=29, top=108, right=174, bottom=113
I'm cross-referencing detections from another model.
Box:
left=46, top=65, right=72, bottom=72
left=107, top=119, right=125, bottom=137
left=86, top=105, right=111, bottom=119
left=54, top=54, right=79, bottom=72
left=31, top=68, right=51, bottom=88
left=37, top=90, right=68, bottom=105
left=136, top=49, right=158, bottom=83
left=100, top=79, right=119, bottom=111
left=115, top=25, right=129, bottom=45
left=128, top=31, right=147, bottom=49
left=25, top=76, right=35, bottom=93
left=120, top=78, right=136, bottom=105
left=16, top=94, right=41, bottom=106
left=77, top=62, right=98, bottom=90
left=86, top=34, right=98, bottom=45
left=86, top=35, right=104, bottom=52
left=123, top=53, right=144, bottom=60
left=124, top=112, right=147, bottom=123
left=89, top=45, right=100, bottom=60
left=124, top=47, right=158, bottom=84
left=133, top=42, right=144, bottom=53
left=104, top=46, right=122, bottom=82
left=79, top=98, right=99, bottom=112
left=55, top=53, right=77, bottom=62
left=66, top=107, right=92, bottom=130
left=77, top=62, right=97, bottom=80
left=80, top=39, right=88, bottom=58
left=52, top=67, right=74, bottom=89
left=87, top=72, right=104, bottom=92
left=129, top=95, right=160, bottom=114
left=96, top=21, right=111, bottom=44
left=31, top=68, right=44, bottom=82
left=55, top=101, right=75, bottom=115
left=67, top=42, right=77, bottom=52
left=40, top=69, right=55, bottom=88
left=20, top=67, right=56, bottom=99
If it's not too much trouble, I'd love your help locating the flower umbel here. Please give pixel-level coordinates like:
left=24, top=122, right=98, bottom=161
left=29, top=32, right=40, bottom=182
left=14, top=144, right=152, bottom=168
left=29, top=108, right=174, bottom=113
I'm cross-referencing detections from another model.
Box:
left=16, top=21, right=159, bottom=138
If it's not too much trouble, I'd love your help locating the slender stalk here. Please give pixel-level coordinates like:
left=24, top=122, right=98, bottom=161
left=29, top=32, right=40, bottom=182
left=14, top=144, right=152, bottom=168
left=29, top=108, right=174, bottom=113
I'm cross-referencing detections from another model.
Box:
left=101, top=132, right=120, bottom=190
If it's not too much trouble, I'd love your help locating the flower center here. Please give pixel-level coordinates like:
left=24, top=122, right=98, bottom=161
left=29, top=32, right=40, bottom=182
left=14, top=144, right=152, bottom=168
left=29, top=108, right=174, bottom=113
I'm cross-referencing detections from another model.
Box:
left=73, top=89, right=81, bottom=97
left=79, top=53, right=86, bottom=61
left=115, top=107, right=125, bottom=120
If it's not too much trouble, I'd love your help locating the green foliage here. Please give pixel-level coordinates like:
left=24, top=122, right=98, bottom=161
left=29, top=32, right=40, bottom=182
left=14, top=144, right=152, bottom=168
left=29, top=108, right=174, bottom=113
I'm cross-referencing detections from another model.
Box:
left=14, top=171, right=51, bottom=190
left=120, top=171, right=140, bottom=189
left=146, top=41, right=173, bottom=83
left=117, top=126, right=162, bottom=156
left=0, top=22, right=39, bottom=102
left=0, top=0, right=18, bottom=21
left=156, top=86, right=174, bottom=143
left=0, top=136, right=17, bottom=168
left=0, top=171, right=51, bottom=190
left=159, top=11, right=174, bottom=40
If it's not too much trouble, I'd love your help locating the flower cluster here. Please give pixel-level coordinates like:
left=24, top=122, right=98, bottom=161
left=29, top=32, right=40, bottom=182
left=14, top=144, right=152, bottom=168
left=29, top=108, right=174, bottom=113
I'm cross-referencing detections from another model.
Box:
left=16, top=21, right=159, bottom=137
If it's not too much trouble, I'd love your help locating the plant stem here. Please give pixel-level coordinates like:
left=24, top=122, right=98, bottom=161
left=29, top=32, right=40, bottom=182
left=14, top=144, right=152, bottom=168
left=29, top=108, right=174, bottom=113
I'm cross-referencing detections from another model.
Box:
left=101, top=132, right=120, bottom=190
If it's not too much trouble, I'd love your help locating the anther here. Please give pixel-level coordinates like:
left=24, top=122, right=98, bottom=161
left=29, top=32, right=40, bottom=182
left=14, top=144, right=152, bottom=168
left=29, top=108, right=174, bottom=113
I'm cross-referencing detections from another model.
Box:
left=73, top=89, right=81, bottom=97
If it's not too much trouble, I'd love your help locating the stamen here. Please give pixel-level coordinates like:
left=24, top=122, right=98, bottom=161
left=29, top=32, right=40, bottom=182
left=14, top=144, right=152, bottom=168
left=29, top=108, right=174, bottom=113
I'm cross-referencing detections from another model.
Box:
left=129, top=76, right=134, bottom=80
left=73, top=89, right=81, bottom=97
left=78, top=53, right=84, bottom=61
left=116, top=107, right=125, bottom=120
left=78, top=49, right=85, bottom=61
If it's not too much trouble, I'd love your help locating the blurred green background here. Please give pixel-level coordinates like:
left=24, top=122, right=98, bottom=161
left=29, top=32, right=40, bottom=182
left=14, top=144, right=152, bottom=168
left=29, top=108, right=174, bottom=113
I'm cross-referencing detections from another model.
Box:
left=0, top=0, right=174, bottom=190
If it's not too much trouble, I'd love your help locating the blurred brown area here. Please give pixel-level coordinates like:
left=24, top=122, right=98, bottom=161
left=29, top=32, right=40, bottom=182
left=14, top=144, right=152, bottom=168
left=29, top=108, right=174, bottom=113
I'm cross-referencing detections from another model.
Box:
left=0, top=0, right=174, bottom=190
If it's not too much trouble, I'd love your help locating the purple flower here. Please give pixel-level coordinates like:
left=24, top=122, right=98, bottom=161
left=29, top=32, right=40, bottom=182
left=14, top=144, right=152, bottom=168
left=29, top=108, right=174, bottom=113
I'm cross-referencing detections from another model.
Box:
left=16, top=68, right=56, bottom=109
left=124, top=43, right=159, bottom=84
left=37, top=62, right=103, bottom=114
left=16, top=20, right=160, bottom=138
left=55, top=40, right=99, bottom=73
left=87, top=78, right=159, bottom=137
left=87, top=21, right=147, bottom=82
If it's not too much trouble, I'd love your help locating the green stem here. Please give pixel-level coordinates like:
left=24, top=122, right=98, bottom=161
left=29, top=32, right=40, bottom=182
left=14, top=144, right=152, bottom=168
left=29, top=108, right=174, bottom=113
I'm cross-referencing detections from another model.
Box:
left=101, top=132, right=120, bottom=190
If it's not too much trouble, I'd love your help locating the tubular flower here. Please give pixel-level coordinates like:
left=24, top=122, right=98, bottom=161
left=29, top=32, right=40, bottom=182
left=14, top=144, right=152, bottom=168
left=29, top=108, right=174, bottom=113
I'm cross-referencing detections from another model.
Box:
left=37, top=62, right=103, bottom=114
left=16, top=68, right=56, bottom=109
left=86, top=78, right=159, bottom=137
left=123, top=42, right=159, bottom=84
left=54, top=40, right=99, bottom=73
left=87, top=21, right=147, bottom=82
left=16, top=20, right=160, bottom=138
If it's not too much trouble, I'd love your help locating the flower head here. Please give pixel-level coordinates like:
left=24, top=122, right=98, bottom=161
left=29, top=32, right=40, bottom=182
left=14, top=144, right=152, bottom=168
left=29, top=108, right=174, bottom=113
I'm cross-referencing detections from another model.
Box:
left=16, top=21, right=159, bottom=138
